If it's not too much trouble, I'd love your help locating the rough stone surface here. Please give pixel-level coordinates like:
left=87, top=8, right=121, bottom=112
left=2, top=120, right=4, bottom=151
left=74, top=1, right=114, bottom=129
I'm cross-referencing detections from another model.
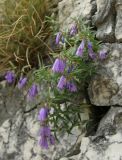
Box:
left=58, top=0, right=96, bottom=29
left=78, top=107, right=122, bottom=160
left=59, top=107, right=122, bottom=160
left=115, top=1, right=122, bottom=42
left=93, top=0, right=122, bottom=42
left=93, top=0, right=115, bottom=42
left=88, top=43, right=122, bottom=106
left=58, top=0, right=122, bottom=42
left=0, top=82, right=82, bottom=160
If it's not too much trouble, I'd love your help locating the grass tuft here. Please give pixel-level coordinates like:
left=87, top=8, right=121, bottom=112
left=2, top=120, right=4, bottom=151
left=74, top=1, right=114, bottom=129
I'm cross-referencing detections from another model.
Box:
left=0, top=0, right=51, bottom=74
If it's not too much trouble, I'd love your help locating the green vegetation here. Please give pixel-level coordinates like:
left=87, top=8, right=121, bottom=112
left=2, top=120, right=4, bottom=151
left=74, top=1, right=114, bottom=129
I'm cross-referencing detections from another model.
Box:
left=34, top=18, right=103, bottom=136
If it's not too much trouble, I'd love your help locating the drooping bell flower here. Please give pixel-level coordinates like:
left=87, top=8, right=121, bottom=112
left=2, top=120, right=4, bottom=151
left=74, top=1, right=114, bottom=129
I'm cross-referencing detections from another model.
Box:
left=69, top=24, right=77, bottom=36
left=27, top=84, right=38, bottom=101
left=57, top=75, right=66, bottom=90
left=39, top=125, right=55, bottom=149
left=52, top=58, right=66, bottom=73
left=38, top=107, right=49, bottom=122
left=18, top=77, right=27, bottom=89
left=88, top=41, right=96, bottom=60
left=66, top=81, right=77, bottom=92
left=39, top=126, right=51, bottom=149
left=99, top=50, right=107, bottom=60
left=39, top=134, right=48, bottom=149
left=88, top=41, right=93, bottom=49
left=5, top=71, right=15, bottom=84
left=55, top=32, right=62, bottom=45
left=76, top=40, right=85, bottom=57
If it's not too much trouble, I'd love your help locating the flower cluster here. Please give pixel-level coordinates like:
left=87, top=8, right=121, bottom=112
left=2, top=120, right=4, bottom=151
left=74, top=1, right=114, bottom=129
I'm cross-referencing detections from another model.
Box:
left=76, top=40, right=107, bottom=60
left=52, top=24, right=107, bottom=93
left=5, top=71, right=38, bottom=101
left=52, top=24, right=107, bottom=94
left=55, top=23, right=107, bottom=60
left=38, top=107, right=55, bottom=149
left=5, top=71, right=55, bottom=149
left=52, top=58, right=77, bottom=92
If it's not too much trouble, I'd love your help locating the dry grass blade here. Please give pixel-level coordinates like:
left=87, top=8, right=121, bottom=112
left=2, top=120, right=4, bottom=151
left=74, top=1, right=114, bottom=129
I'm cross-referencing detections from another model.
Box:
left=0, top=0, right=51, bottom=74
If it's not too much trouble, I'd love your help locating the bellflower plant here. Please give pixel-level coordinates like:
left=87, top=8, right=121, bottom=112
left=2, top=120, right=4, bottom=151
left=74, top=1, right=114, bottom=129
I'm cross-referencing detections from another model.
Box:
left=88, top=41, right=96, bottom=60
left=69, top=24, right=77, bottom=36
left=55, top=32, right=62, bottom=45
left=5, top=71, right=15, bottom=84
left=18, top=77, right=27, bottom=89
left=33, top=18, right=108, bottom=149
left=2, top=17, right=108, bottom=149
left=39, top=133, right=48, bottom=149
left=39, top=125, right=54, bottom=149
left=27, top=84, right=38, bottom=101
left=3, top=17, right=108, bottom=149
left=76, top=40, right=85, bottom=57
left=52, top=58, right=66, bottom=73
left=66, top=81, right=77, bottom=92
left=38, top=107, right=55, bottom=149
left=38, top=107, right=49, bottom=122
left=57, top=75, right=67, bottom=90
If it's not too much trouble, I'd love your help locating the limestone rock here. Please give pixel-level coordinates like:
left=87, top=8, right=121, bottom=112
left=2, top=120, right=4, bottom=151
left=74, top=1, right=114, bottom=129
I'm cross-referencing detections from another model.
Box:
left=0, top=81, right=25, bottom=125
left=78, top=107, right=122, bottom=160
left=0, top=82, right=82, bottom=160
left=59, top=107, right=122, bottom=160
left=115, top=1, right=122, bottom=42
left=0, top=108, right=81, bottom=160
left=93, top=0, right=122, bottom=42
left=60, top=155, right=79, bottom=160
left=58, top=0, right=95, bottom=30
left=88, top=43, right=122, bottom=106
left=95, top=15, right=115, bottom=43
left=93, top=0, right=115, bottom=42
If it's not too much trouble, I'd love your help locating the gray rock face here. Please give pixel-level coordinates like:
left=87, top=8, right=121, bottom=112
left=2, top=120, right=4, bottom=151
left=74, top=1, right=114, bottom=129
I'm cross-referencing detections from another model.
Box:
left=0, top=82, right=82, bottom=160
left=93, top=0, right=115, bottom=42
left=78, top=107, right=122, bottom=160
left=60, top=107, right=122, bottom=160
left=0, top=81, right=25, bottom=125
left=88, top=43, right=122, bottom=106
left=58, top=0, right=122, bottom=42
left=58, top=0, right=96, bottom=29
left=115, top=1, right=122, bottom=42
left=93, top=0, right=122, bottom=42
